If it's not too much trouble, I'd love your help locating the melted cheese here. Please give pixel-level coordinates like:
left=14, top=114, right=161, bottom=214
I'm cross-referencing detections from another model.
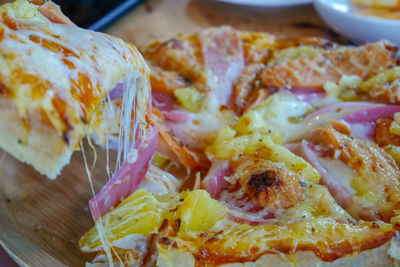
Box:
left=168, top=107, right=236, bottom=150
left=157, top=218, right=393, bottom=266
left=318, top=157, right=356, bottom=195
left=234, top=91, right=313, bottom=142
left=0, top=2, right=149, bottom=148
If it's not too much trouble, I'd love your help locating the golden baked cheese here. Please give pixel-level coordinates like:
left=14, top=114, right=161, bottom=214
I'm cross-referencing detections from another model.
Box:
left=0, top=0, right=150, bottom=178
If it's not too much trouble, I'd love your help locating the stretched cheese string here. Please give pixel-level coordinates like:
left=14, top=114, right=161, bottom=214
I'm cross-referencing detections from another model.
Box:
left=81, top=138, right=124, bottom=266
left=80, top=139, right=113, bottom=266
left=87, top=74, right=141, bottom=265
left=114, top=75, right=138, bottom=173
left=105, top=95, right=114, bottom=180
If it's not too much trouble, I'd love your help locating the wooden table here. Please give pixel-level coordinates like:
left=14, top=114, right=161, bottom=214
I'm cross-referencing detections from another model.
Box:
left=0, top=1, right=341, bottom=266
left=106, top=0, right=341, bottom=48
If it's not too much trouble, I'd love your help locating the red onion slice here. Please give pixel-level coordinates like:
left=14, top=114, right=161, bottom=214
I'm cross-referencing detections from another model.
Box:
left=202, top=160, right=232, bottom=199
left=339, top=105, right=400, bottom=141
left=290, top=140, right=353, bottom=209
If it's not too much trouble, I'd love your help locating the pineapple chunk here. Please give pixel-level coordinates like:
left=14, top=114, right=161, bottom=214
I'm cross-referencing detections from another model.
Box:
left=215, top=125, right=236, bottom=142
left=174, top=87, right=203, bottom=113
left=323, top=75, right=362, bottom=100
left=179, top=190, right=227, bottom=232
left=80, top=189, right=178, bottom=252
left=80, top=189, right=228, bottom=251
left=360, top=67, right=400, bottom=92
left=323, top=81, right=341, bottom=97
left=153, top=153, right=169, bottom=168
left=390, top=112, right=400, bottom=136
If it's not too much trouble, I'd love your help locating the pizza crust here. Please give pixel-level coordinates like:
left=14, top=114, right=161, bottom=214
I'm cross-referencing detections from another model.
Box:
left=157, top=242, right=397, bottom=267
left=0, top=97, right=73, bottom=178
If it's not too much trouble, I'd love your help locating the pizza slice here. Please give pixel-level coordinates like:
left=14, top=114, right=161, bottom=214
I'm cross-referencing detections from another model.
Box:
left=0, top=0, right=150, bottom=178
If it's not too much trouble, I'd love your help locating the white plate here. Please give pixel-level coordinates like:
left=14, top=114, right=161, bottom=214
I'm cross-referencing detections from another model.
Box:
left=314, top=0, right=400, bottom=45
left=216, top=0, right=312, bottom=7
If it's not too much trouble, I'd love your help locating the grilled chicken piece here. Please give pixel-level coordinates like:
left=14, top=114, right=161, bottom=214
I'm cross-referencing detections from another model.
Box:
left=234, top=158, right=305, bottom=211
left=261, top=40, right=398, bottom=89
left=306, top=127, right=400, bottom=221
left=149, top=63, right=190, bottom=94
left=144, top=36, right=205, bottom=84
left=231, top=63, right=266, bottom=114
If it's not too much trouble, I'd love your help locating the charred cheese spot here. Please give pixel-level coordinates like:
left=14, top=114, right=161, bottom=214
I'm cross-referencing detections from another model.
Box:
left=236, top=158, right=304, bottom=210
left=248, top=171, right=281, bottom=196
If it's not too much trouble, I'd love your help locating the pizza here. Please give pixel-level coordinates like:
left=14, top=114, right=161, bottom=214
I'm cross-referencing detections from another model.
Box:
left=0, top=0, right=150, bottom=178
left=2, top=1, right=400, bottom=266
left=75, top=23, right=400, bottom=266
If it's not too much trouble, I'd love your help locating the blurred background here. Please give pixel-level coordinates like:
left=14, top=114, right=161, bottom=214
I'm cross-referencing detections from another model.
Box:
left=49, top=0, right=143, bottom=30
left=0, top=0, right=143, bottom=30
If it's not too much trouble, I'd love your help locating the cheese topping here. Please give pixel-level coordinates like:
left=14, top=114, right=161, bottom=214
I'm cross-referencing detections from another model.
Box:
left=0, top=1, right=149, bottom=149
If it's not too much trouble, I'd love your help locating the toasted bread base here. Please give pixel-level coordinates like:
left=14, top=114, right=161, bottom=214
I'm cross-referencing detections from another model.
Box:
left=0, top=97, right=74, bottom=179
left=157, top=242, right=397, bottom=267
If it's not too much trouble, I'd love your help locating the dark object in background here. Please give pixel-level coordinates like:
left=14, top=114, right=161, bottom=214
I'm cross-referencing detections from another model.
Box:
left=54, top=0, right=143, bottom=31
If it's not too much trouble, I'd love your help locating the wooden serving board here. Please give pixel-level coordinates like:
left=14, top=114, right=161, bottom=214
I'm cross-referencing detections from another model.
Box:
left=0, top=0, right=339, bottom=266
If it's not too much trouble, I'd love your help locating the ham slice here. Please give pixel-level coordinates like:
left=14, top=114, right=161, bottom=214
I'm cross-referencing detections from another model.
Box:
left=198, top=27, right=245, bottom=106
left=202, top=160, right=232, bottom=199
left=37, top=1, right=75, bottom=26
left=89, top=126, right=158, bottom=219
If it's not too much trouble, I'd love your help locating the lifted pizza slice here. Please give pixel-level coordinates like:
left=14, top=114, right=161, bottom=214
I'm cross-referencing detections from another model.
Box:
left=0, top=0, right=150, bottom=178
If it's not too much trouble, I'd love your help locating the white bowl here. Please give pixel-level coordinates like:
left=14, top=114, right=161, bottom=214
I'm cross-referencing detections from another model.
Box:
left=314, top=0, right=400, bottom=45
left=217, top=0, right=312, bottom=7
